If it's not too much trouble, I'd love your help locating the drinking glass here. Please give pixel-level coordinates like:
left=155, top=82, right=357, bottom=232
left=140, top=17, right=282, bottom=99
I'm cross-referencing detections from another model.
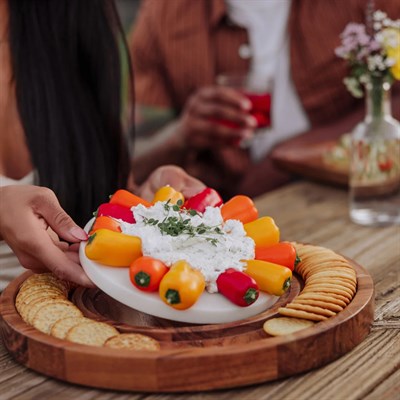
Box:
left=216, top=73, right=272, bottom=129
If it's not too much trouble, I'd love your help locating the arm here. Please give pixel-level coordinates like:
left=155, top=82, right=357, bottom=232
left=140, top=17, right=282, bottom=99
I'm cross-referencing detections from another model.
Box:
left=129, top=1, right=256, bottom=184
left=0, top=185, right=94, bottom=287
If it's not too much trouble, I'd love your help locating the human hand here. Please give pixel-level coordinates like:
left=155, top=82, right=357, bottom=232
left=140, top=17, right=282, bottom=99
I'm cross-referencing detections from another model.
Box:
left=0, top=185, right=95, bottom=287
left=176, top=86, right=257, bottom=148
left=137, top=165, right=206, bottom=200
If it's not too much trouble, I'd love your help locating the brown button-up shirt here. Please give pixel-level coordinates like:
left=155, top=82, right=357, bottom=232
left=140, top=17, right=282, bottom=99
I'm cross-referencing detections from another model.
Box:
left=130, top=0, right=400, bottom=197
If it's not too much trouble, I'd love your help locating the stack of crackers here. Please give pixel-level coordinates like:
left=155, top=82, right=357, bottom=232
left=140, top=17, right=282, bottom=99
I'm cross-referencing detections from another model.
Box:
left=15, top=273, right=159, bottom=351
left=264, top=243, right=357, bottom=336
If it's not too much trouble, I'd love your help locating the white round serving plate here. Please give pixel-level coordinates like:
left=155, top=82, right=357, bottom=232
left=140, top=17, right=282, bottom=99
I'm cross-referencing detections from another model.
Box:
left=79, top=219, right=279, bottom=324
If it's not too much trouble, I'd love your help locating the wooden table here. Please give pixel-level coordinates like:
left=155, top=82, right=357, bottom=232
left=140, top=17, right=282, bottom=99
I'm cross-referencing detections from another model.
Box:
left=1, top=181, right=399, bottom=399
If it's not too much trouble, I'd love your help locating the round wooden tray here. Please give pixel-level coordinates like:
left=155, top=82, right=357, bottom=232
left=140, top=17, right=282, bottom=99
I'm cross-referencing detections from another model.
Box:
left=0, top=260, right=374, bottom=392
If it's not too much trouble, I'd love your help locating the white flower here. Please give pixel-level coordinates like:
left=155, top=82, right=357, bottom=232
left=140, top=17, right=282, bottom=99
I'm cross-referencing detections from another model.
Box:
left=343, top=77, right=363, bottom=98
left=359, top=74, right=370, bottom=84
left=373, top=10, right=387, bottom=22
left=367, top=54, right=386, bottom=71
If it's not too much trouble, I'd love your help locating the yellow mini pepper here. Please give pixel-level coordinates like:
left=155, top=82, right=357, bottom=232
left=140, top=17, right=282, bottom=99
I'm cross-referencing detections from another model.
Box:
left=85, top=229, right=142, bottom=267
left=245, top=260, right=292, bottom=296
left=152, top=185, right=185, bottom=205
left=244, top=216, right=280, bottom=248
left=159, top=260, right=205, bottom=310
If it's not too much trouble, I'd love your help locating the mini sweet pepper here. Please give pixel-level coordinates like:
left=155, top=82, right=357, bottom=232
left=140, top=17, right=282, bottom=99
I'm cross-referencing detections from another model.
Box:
left=217, top=268, right=259, bottom=307
left=255, top=242, right=300, bottom=271
left=159, top=260, right=205, bottom=310
left=97, top=202, right=135, bottom=223
left=220, top=195, right=258, bottom=224
left=244, top=216, right=280, bottom=248
left=109, top=189, right=151, bottom=208
left=85, top=229, right=142, bottom=267
left=244, top=260, right=292, bottom=296
left=152, top=185, right=185, bottom=205
left=89, top=215, right=122, bottom=235
left=184, top=187, right=223, bottom=213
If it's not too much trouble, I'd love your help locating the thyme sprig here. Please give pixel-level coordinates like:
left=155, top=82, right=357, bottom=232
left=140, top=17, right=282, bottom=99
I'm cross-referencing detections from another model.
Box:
left=143, top=200, right=223, bottom=245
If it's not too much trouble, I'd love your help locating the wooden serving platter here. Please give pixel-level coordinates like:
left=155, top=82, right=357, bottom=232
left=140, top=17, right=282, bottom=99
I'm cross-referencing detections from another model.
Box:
left=0, top=260, right=374, bottom=392
left=271, top=139, right=348, bottom=186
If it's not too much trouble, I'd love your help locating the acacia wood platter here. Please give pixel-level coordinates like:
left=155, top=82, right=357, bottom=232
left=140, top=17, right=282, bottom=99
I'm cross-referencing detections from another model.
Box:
left=271, top=139, right=348, bottom=186
left=0, top=260, right=374, bottom=392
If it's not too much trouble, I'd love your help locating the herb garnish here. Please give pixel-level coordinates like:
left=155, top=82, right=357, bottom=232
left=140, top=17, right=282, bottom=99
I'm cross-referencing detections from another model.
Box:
left=143, top=200, right=223, bottom=245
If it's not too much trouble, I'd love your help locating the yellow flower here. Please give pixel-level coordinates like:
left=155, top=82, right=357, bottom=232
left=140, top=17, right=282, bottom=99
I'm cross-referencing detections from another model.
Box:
left=382, top=28, right=400, bottom=80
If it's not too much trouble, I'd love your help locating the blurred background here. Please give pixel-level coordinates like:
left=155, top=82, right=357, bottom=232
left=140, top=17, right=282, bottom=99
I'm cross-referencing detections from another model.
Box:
left=116, top=0, right=142, bottom=33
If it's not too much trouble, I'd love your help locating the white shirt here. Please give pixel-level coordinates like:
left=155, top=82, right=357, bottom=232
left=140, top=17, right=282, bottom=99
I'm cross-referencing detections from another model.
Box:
left=225, top=0, right=310, bottom=161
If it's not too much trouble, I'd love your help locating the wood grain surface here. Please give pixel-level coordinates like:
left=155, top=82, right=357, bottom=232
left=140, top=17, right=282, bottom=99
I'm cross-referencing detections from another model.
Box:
left=0, top=181, right=399, bottom=399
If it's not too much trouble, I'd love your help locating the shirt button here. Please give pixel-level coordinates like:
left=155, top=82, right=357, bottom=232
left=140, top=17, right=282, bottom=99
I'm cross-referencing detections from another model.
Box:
left=239, top=44, right=252, bottom=59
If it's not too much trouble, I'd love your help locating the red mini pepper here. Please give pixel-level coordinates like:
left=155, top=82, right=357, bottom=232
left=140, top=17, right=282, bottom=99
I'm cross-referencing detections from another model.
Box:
left=255, top=242, right=300, bottom=271
left=97, top=203, right=135, bottom=223
left=184, top=187, right=223, bottom=213
left=216, top=268, right=259, bottom=307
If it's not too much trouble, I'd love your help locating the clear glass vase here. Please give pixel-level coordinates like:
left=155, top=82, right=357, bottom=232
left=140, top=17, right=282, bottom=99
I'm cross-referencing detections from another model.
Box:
left=349, top=77, right=400, bottom=226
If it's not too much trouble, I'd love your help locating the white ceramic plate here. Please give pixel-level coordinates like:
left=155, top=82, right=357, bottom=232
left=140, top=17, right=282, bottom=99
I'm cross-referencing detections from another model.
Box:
left=79, top=219, right=279, bottom=324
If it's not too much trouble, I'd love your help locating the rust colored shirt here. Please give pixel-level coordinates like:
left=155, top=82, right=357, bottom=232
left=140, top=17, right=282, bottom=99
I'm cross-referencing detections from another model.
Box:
left=132, top=0, right=400, bottom=197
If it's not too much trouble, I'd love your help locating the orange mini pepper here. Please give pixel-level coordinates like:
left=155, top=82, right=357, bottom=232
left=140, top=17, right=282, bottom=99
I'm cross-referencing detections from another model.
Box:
left=89, top=216, right=121, bottom=235
left=152, top=185, right=185, bottom=205
left=129, top=256, right=169, bottom=292
left=245, top=260, right=292, bottom=296
left=220, top=195, right=258, bottom=224
left=244, top=216, right=280, bottom=248
left=255, top=242, right=300, bottom=271
left=159, top=260, right=205, bottom=310
left=109, top=189, right=151, bottom=208
left=85, top=229, right=142, bottom=267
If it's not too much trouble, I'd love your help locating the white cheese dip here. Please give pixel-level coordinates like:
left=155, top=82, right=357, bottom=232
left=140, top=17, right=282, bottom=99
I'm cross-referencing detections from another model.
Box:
left=120, top=202, right=255, bottom=293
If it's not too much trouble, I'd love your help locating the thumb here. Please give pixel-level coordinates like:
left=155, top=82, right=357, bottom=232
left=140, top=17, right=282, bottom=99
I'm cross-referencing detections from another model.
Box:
left=36, top=189, right=88, bottom=243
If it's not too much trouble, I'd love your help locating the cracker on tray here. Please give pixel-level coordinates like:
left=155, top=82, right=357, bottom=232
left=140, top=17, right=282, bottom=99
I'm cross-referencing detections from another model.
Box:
left=104, top=333, right=160, bottom=351
left=263, top=317, right=315, bottom=336
left=273, top=243, right=358, bottom=324
left=50, top=316, right=91, bottom=340
left=66, top=321, right=119, bottom=347
left=31, top=301, right=83, bottom=334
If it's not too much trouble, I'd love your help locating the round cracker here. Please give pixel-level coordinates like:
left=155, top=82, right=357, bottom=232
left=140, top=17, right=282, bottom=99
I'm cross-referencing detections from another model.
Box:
left=306, top=277, right=356, bottom=291
left=303, top=283, right=354, bottom=297
left=104, top=333, right=160, bottom=351
left=307, top=270, right=357, bottom=283
left=263, top=317, right=315, bottom=336
left=301, top=287, right=353, bottom=301
left=303, top=266, right=355, bottom=281
left=32, top=301, right=83, bottom=334
left=286, top=303, right=337, bottom=317
left=25, top=298, right=72, bottom=325
left=50, top=316, right=90, bottom=339
left=292, top=298, right=344, bottom=313
left=16, top=288, right=66, bottom=311
left=299, top=259, right=352, bottom=275
left=66, top=321, right=119, bottom=346
left=296, top=293, right=348, bottom=307
left=278, top=307, right=328, bottom=321
left=20, top=273, right=69, bottom=295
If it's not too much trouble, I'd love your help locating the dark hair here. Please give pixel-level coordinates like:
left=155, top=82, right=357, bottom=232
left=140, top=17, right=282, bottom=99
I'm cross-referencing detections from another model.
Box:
left=8, top=0, right=131, bottom=226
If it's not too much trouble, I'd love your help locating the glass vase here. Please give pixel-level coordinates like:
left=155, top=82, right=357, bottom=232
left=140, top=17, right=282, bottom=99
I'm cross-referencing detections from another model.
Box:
left=349, top=77, right=400, bottom=226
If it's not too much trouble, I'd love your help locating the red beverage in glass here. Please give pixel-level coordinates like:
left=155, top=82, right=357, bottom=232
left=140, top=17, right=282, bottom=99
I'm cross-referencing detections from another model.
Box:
left=245, top=92, right=272, bottom=128
left=214, top=74, right=272, bottom=130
